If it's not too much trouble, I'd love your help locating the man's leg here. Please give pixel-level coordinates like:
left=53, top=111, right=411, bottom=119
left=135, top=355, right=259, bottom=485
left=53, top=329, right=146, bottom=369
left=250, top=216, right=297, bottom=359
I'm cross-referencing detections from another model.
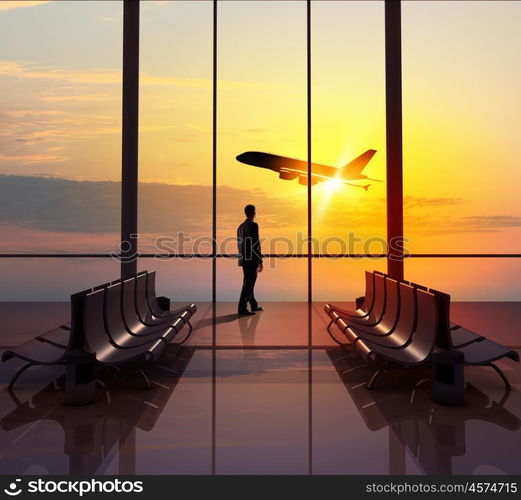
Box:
left=248, top=267, right=259, bottom=310
left=238, top=265, right=256, bottom=313
left=238, top=266, right=250, bottom=313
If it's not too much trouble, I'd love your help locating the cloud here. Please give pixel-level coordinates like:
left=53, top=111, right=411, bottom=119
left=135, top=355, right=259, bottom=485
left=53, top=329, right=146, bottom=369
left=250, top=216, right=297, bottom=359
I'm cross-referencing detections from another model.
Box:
left=0, top=61, right=123, bottom=85
left=5, top=109, right=68, bottom=118
left=0, top=1, right=51, bottom=11
left=0, top=109, right=122, bottom=145
left=41, top=93, right=115, bottom=103
left=0, top=174, right=519, bottom=254
left=0, top=60, right=270, bottom=89
left=0, top=105, right=192, bottom=150
left=15, top=137, right=43, bottom=143
left=404, top=196, right=466, bottom=209
left=0, top=174, right=304, bottom=237
left=0, top=152, right=69, bottom=164
left=97, top=16, right=113, bottom=22
left=0, top=224, right=118, bottom=253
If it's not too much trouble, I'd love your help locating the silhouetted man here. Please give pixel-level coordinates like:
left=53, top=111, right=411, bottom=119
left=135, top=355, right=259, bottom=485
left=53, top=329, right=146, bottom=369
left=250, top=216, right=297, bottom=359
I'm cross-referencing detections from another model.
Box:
left=237, top=204, right=263, bottom=316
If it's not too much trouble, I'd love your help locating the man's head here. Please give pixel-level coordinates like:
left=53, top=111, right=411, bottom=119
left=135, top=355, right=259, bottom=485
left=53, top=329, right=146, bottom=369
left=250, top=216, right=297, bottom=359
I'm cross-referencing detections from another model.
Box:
left=244, top=204, right=256, bottom=219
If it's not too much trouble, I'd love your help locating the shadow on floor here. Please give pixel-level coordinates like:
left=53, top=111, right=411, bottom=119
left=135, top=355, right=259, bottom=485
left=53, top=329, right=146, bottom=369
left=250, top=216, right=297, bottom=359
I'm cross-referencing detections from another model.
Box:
left=194, top=314, right=239, bottom=329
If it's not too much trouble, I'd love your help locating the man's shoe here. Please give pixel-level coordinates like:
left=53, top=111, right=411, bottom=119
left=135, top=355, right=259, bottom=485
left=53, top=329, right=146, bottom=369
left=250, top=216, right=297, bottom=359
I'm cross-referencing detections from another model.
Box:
left=252, top=306, right=264, bottom=312
left=238, top=310, right=256, bottom=316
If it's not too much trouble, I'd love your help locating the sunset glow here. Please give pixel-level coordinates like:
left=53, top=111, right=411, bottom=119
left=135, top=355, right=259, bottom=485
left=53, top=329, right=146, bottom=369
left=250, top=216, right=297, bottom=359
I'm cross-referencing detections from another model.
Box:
left=0, top=0, right=520, bottom=301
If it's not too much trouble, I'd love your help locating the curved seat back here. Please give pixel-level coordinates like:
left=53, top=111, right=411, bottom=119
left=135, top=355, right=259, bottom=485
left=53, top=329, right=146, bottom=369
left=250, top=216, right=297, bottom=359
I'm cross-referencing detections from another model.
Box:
left=84, top=289, right=113, bottom=360
left=392, top=282, right=417, bottom=346
left=379, top=277, right=400, bottom=332
left=135, top=272, right=151, bottom=323
left=69, top=288, right=94, bottom=350
left=104, top=282, right=130, bottom=345
left=361, top=271, right=376, bottom=314
left=427, top=288, right=453, bottom=350
left=122, top=277, right=143, bottom=332
left=146, top=271, right=161, bottom=316
left=407, top=280, right=428, bottom=291
left=368, top=273, right=386, bottom=323
left=408, top=289, right=438, bottom=364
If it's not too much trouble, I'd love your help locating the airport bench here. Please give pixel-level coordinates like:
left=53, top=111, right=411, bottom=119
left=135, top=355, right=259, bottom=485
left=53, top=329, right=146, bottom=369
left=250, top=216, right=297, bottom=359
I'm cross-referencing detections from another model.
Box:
left=1, top=270, right=196, bottom=392
left=324, top=271, right=519, bottom=402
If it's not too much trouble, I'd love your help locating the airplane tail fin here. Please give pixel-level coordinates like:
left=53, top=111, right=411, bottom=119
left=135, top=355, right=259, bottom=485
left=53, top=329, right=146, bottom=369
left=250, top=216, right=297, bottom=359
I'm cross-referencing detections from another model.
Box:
left=362, top=184, right=370, bottom=191
left=342, top=149, right=377, bottom=178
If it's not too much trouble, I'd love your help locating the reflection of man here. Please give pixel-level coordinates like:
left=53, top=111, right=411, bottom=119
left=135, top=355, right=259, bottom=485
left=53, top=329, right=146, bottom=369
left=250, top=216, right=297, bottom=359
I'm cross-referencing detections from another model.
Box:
left=237, top=204, right=264, bottom=316
left=238, top=311, right=260, bottom=345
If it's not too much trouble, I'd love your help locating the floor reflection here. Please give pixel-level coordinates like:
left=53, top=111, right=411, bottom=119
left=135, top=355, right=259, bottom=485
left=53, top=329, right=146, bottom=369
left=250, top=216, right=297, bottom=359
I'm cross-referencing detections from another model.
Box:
left=0, top=302, right=520, bottom=475
left=0, top=347, right=194, bottom=475
left=327, top=347, right=521, bottom=475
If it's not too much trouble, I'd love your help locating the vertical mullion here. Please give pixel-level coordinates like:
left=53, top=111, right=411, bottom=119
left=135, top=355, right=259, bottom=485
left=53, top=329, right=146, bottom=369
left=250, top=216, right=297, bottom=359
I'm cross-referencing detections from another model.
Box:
left=385, top=0, right=404, bottom=280
left=307, top=0, right=312, bottom=306
left=212, top=0, right=218, bottom=306
left=306, top=0, right=313, bottom=476
left=121, top=0, right=140, bottom=280
left=211, top=0, right=218, bottom=476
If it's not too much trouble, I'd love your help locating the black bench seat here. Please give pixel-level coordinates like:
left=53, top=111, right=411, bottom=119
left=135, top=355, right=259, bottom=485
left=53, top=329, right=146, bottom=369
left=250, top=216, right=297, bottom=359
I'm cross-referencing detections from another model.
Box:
left=324, top=270, right=519, bottom=396
left=1, top=270, right=197, bottom=392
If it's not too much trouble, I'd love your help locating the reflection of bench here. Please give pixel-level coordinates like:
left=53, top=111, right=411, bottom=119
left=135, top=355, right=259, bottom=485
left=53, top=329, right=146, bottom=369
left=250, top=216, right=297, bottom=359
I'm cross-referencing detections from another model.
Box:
left=327, top=347, right=521, bottom=475
left=1, top=270, right=196, bottom=391
left=0, top=346, right=194, bottom=475
left=324, top=271, right=519, bottom=397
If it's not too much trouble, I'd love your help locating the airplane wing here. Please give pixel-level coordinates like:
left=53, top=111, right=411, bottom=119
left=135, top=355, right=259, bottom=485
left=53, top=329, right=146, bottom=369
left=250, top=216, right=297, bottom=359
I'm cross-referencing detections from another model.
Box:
left=342, top=149, right=377, bottom=179
left=305, top=172, right=371, bottom=190
left=338, top=179, right=371, bottom=190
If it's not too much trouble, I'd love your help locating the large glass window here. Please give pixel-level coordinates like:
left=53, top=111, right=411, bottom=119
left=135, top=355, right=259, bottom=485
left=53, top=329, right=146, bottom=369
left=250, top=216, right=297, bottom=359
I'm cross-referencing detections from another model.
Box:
left=138, top=1, right=213, bottom=255
left=0, top=1, right=518, bottom=302
left=402, top=1, right=521, bottom=254
left=217, top=0, right=307, bottom=302
left=312, top=0, right=386, bottom=249
left=0, top=0, right=520, bottom=478
left=0, top=1, right=123, bottom=254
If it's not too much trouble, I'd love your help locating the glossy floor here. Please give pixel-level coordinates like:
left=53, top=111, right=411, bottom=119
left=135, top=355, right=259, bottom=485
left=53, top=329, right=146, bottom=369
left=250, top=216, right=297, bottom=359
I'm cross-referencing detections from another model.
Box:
left=0, top=302, right=520, bottom=475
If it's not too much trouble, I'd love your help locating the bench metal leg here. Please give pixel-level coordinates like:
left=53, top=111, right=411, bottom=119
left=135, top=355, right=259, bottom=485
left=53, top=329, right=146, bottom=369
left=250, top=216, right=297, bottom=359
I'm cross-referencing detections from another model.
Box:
left=327, top=326, right=349, bottom=346
left=488, top=363, right=511, bottom=390
left=433, top=352, right=465, bottom=406
left=8, top=362, right=35, bottom=391
left=325, top=318, right=350, bottom=346
left=175, top=326, right=193, bottom=346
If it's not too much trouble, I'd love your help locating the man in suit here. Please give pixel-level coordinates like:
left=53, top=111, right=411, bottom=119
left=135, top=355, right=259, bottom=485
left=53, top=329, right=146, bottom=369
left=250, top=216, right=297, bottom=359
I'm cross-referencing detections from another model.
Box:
left=237, top=204, right=264, bottom=316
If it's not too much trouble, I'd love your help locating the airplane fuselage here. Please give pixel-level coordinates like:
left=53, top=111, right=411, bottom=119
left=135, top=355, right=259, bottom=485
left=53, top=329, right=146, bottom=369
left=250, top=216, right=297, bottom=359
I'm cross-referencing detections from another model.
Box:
left=236, top=151, right=368, bottom=180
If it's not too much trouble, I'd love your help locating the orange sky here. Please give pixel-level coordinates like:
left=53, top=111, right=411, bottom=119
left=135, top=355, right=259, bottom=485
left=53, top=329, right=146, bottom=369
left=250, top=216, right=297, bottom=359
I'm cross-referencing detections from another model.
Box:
left=0, top=1, right=520, bottom=300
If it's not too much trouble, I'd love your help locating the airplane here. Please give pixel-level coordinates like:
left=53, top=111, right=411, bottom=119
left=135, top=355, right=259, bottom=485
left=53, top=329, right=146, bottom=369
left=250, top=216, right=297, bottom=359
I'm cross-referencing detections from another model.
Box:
left=236, top=149, right=378, bottom=190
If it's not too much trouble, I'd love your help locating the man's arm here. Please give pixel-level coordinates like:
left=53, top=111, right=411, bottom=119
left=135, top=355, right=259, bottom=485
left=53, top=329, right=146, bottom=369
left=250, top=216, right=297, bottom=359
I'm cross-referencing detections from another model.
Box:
left=253, top=222, right=263, bottom=271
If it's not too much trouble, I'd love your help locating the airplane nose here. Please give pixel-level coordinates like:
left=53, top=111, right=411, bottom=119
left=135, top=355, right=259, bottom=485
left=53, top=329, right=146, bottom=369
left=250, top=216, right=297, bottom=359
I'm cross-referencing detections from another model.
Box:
left=236, top=152, right=247, bottom=163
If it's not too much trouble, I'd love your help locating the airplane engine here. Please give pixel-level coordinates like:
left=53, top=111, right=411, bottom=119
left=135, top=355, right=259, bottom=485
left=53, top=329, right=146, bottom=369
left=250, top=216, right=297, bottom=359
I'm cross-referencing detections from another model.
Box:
left=299, top=176, right=318, bottom=186
left=279, top=171, right=297, bottom=180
